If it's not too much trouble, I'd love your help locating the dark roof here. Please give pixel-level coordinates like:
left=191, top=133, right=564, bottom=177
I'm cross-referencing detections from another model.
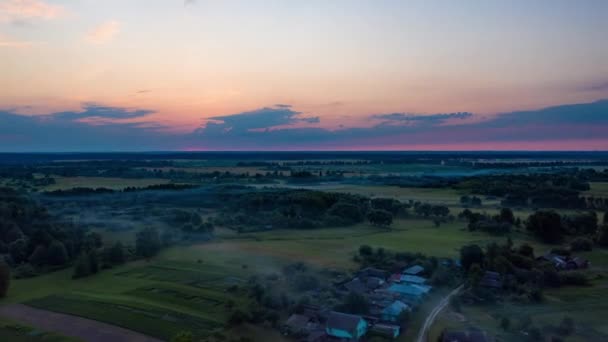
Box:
left=358, top=267, right=389, bottom=279
left=344, top=278, right=367, bottom=294
left=285, top=314, right=310, bottom=331
left=326, top=312, right=363, bottom=333
left=442, top=331, right=469, bottom=342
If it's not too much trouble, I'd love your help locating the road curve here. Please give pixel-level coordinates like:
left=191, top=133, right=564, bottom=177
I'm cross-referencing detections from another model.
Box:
left=416, top=284, right=464, bottom=342
left=0, top=303, right=163, bottom=342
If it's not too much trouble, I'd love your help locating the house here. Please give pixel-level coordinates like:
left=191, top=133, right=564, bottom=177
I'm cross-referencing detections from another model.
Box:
left=387, top=284, right=429, bottom=298
left=366, top=276, right=385, bottom=290
left=381, top=300, right=410, bottom=322
left=569, top=257, right=589, bottom=270
left=344, top=278, right=367, bottom=294
left=370, top=323, right=401, bottom=339
left=306, top=330, right=328, bottom=342
left=326, top=312, right=368, bottom=340
left=403, top=265, right=425, bottom=275
left=401, top=274, right=427, bottom=285
left=284, top=314, right=314, bottom=334
left=539, top=253, right=568, bottom=270
left=358, top=267, right=389, bottom=280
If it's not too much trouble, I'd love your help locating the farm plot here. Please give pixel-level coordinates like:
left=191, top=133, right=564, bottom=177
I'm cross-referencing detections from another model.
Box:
left=26, top=294, right=222, bottom=341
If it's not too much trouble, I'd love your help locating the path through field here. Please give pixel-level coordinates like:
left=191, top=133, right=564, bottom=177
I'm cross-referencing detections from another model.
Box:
left=416, top=284, right=463, bottom=342
left=0, top=303, right=163, bottom=342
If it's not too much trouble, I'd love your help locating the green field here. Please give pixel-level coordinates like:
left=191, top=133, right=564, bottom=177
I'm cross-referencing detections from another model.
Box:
left=0, top=317, right=79, bottom=342
left=585, top=182, right=608, bottom=197
left=42, top=176, right=171, bottom=191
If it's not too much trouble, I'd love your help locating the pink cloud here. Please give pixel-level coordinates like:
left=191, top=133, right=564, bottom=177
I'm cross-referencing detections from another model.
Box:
left=86, top=20, right=120, bottom=44
left=0, top=0, right=64, bottom=23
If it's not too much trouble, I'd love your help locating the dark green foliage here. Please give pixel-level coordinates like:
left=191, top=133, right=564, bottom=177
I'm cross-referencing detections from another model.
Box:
left=559, top=272, right=588, bottom=286
left=359, top=245, right=373, bottom=256
left=72, top=254, right=91, bottom=279
left=47, top=240, right=69, bottom=265
left=28, top=245, right=48, bottom=266
left=84, top=232, right=103, bottom=250
left=518, top=244, right=535, bottom=258
left=0, top=187, right=87, bottom=270
left=334, top=292, right=370, bottom=315
left=562, top=212, right=598, bottom=236
left=570, top=237, right=593, bottom=252
left=102, top=242, right=126, bottom=266
left=460, top=244, right=484, bottom=271
left=88, top=251, right=99, bottom=274
left=0, top=259, right=9, bottom=297
left=228, top=309, right=249, bottom=326
left=598, top=224, right=608, bottom=247
left=499, top=208, right=515, bottom=225
left=367, top=209, right=393, bottom=227
left=371, top=198, right=403, bottom=215
left=136, top=227, right=161, bottom=258
left=526, top=211, right=564, bottom=243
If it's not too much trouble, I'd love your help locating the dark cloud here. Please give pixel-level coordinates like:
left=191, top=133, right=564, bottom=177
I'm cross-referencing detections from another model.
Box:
left=198, top=105, right=320, bottom=135
left=372, top=112, right=473, bottom=124
left=1, top=99, right=608, bottom=151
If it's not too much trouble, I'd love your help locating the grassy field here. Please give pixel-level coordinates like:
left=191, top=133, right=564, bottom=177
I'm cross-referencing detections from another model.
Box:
left=42, top=176, right=171, bottom=191
left=584, top=182, right=608, bottom=197
left=0, top=317, right=79, bottom=342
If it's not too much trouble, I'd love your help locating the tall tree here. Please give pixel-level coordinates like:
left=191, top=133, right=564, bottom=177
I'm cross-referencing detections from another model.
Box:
left=0, top=259, right=9, bottom=297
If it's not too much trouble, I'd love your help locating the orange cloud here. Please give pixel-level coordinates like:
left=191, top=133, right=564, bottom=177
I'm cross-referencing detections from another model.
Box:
left=0, top=0, right=64, bottom=23
left=85, top=20, right=120, bottom=44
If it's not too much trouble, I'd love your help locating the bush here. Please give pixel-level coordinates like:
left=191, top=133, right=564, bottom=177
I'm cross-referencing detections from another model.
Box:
left=570, top=237, right=593, bottom=252
left=13, top=263, right=37, bottom=279
left=0, top=259, right=10, bottom=297
left=559, top=272, right=588, bottom=286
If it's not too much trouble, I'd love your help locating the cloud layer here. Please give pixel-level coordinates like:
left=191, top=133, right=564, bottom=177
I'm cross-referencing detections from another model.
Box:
left=1, top=100, right=607, bottom=151
left=0, top=0, right=64, bottom=24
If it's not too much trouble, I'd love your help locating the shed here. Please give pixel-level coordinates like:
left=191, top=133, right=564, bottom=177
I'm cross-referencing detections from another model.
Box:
left=326, top=312, right=368, bottom=340
left=403, top=265, right=425, bottom=275
left=381, top=300, right=410, bottom=322
left=371, top=323, right=401, bottom=339
left=400, top=275, right=427, bottom=284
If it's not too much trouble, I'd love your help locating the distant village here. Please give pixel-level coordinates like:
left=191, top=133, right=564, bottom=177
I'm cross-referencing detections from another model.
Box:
left=279, top=248, right=591, bottom=342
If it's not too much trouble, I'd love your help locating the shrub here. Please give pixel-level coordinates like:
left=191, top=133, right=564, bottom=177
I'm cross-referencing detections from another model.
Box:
left=559, top=272, right=588, bottom=286
left=13, top=263, right=37, bottom=279
left=0, top=259, right=10, bottom=297
left=570, top=237, right=593, bottom=252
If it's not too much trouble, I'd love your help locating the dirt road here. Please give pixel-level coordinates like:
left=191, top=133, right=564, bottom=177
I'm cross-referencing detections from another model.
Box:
left=416, top=285, right=464, bottom=342
left=0, top=303, right=163, bottom=342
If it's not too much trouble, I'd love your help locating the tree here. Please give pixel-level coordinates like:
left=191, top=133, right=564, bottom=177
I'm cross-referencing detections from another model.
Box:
left=9, top=238, right=28, bottom=264
left=47, top=240, right=69, bottom=266
left=107, top=242, right=126, bottom=265
left=499, top=208, right=515, bottom=225
left=460, top=244, right=484, bottom=271
left=171, top=331, right=193, bottom=342
left=598, top=224, right=608, bottom=247
left=604, top=211, right=608, bottom=225
left=88, top=251, right=99, bottom=274
left=84, top=232, right=103, bottom=250
left=28, top=245, right=48, bottom=266
left=500, top=317, right=511, bottom=331
left=72, top=255, right=91, bottom=279
left=367, top=209, right=393, bottom=227
left=135, top=227, right=161, bottom=258
left=0, top=259, right=10, bottom=297
left=526, top=211, right=563, bottom=243
left=359, top=245, right=373, bottom=257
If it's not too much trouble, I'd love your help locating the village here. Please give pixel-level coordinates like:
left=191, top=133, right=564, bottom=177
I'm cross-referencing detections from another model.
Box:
left=281, top=263, right=444, bottom=342
left=278, top=246, right=591, bottom=342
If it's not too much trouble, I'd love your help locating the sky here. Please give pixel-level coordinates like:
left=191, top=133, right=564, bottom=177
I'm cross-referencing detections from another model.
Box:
left=1, top=0, right=607, bottom=151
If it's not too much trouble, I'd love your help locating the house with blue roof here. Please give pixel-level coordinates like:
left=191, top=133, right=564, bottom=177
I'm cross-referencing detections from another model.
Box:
left=381, top=300, right=410, bottom=322
left=326, top=311, right=368, bottom=340
left=403, top=265, right=425, bottom=275
left=387, top=284, right=429, bottom=298
left=400, top=274, right=427, bottom=284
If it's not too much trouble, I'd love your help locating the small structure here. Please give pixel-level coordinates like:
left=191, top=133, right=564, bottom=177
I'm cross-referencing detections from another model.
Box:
left=400, top=274, right=427, bottom=285
left=387, top=284, right=429, bottom=298
left=403, top=265, right=425, bottom=276
left=366, top=276, right=385, bottom=290
left=358, top=267, right=389, bottom=279
left=344, top=278, right=367, bottom=294
left=569, top=257, right=589, bottom=270
left=381, top=300, right=410, bottom=322
left=284, top=314, right=314, bottom=334
left=539, top=253, right=568, bottom=270
left=326, top=311, right=368, bottom=340
left=371, top=323, right=401, bottom=339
